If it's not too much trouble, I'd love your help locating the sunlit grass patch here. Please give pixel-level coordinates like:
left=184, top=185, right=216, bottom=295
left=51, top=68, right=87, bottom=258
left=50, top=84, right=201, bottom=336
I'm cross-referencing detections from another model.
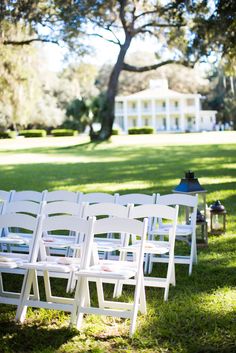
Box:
left=0, top=135, right=235, bottom=353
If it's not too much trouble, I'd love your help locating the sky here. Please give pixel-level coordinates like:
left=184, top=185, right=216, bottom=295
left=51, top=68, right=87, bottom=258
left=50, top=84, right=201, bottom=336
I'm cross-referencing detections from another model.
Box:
left=43, top=35, right=159, bottom=72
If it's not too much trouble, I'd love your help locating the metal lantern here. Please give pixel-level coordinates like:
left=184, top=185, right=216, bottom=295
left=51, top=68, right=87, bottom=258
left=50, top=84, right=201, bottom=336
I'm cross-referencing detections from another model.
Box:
left=210, top=200, right=227, bottom=234
left=173, top=170, right=208, bottom=245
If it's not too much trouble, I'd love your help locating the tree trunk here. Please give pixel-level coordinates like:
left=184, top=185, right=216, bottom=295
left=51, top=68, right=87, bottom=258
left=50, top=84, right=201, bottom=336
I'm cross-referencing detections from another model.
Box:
left=91, top=35, right=132, bottom=141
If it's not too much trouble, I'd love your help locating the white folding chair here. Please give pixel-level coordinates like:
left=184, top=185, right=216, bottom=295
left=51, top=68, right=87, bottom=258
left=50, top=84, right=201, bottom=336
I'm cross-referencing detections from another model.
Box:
left=43, top=190, right=81, bottom=203
left=124, top=204, right=179, bottom=301
left=116, top=193, right=157, bottom=271
left=41, top=201, right=84, bottom=253
left=0, top=200, right=43, bottom=253
left=152, top=193, right=198, bottom=275
left=15, top=216, right=94, bottom=323
left=82, top=202, right=131, bottom=258
left=78, top=192, right=119, bottom=204
left=0, top=213, right=42, bottom=306
left=71, top=217, right=148, bottom=337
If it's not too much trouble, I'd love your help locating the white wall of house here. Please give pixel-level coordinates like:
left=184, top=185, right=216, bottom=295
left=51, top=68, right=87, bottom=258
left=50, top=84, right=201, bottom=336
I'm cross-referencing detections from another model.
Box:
left=115, top=79, right=217, bottom=133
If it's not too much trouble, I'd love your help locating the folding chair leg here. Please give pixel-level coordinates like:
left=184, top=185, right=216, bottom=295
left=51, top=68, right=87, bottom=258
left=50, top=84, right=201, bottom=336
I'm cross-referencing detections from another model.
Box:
left=75, top=277, right=88, bottom=329
left=15, top=269, right=36, bottom=322
left=130, top=274, right=142, bottom=336
left=164, top=285, right=169, bottom=302
left=139, top=276, right=147, bottom=314
left=96, top=279, right=105, bottom=308
left=148, top=254, right=154, bottom=274
left=144, top=254, right=149, bottom=274
left=43, top=270, right=53, bottom=302
left=113, top=280, right=123, bottom=298
left=0, top=273, right=4, bottom=296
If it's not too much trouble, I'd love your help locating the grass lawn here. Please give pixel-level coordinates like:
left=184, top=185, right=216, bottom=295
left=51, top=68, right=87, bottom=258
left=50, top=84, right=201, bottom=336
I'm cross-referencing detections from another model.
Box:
left=0, top=132, right=235, bottom=353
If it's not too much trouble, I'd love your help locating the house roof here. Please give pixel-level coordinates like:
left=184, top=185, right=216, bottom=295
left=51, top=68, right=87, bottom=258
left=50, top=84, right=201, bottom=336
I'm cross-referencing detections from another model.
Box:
left=116, top=87, right=200, bottom=100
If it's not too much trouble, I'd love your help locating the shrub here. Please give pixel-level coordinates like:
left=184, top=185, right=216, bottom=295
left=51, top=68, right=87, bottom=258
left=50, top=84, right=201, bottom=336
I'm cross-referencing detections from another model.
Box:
left=19, top=129, right=47, bottom=138
left=51, top=129, right=78, bottom=137
left=0, top=131, right=17, bottom=139
left=128, top=126, right=154, bottom=135
left=111, top=129, right=119, bottom=135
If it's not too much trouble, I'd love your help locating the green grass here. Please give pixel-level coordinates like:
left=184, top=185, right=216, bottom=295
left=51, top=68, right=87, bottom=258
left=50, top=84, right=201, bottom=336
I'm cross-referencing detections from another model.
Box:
left=0, top=135, right=236, bottom=353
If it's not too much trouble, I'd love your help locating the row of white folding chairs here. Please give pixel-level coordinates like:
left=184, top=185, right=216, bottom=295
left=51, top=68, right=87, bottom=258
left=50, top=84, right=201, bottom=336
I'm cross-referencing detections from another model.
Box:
left=0, top=205, right=178, bottom=336
left=0, top=189, right=156, bottom=205
left=0, top=201, right=179, bottom=301
left=0, top=189, right=198, bottom=275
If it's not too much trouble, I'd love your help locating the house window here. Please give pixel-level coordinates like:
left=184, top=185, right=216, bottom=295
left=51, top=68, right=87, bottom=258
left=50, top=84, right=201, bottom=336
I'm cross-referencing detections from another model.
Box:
left=144, top=118, right=149, bottom=126
left=175, top=117, right=179, bottom=129
left=143, top=102, right=149, bottom=109
left=187, top=99, right=194, bottom=106
left=175, top=101, right=179, bottom=108
left=132, top=118, right=137, bottom=127
left=132, top=102, right=136, bottom=110
left=163, top=118, right=166, bottom=129
left=162, top=101, right=166, bottom=108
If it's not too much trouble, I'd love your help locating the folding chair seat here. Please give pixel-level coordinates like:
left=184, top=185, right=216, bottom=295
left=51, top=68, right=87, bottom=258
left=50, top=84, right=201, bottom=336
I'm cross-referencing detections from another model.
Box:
left=15, top=216, right=94, bottom=323
left=114, top=204, right=179, bottom=301
left=78, top=192, right=119, bottom=204
left=71, top=217, right=148, bottom=337
left=151, top=193, right=198, bottom=275
left=43, top=190, right=81, bottom=203
left=0, top=213, right=42, bottom=306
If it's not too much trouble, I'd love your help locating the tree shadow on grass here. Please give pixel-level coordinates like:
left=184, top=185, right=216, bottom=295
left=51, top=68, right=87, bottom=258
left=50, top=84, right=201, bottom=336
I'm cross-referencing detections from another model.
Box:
left=0, top=319, right=78, bottom=353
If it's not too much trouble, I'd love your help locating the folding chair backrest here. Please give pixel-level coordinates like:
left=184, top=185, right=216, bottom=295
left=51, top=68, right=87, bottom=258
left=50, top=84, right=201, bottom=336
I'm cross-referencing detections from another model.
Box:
left=40, top=215, right=94, bottom=261
left=0, top=190, right=13, bottom=203
left=78, top=192, right=118, bottom=204
left=82, top=202, right=130, bottom=218
left=0, top=213, right=41, bottom=258
left=43, top=190, right=81, bottom=203
left=3, top=200, right=42, bottom=217
left=116, top=193, right=156, bottom=205
left=82, top=217, right=148, bottom=269
left=10, top=190, right=45, bottom=203
left=42, top=201, right=83, bottom=217
left=157, top=193, right=198, bottom=226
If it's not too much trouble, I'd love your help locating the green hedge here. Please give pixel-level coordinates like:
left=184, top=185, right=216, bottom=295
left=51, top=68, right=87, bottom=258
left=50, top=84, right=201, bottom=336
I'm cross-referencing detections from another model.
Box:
left=19, top=129, right=47, bottom=138
left=51, top=129, right=78, bottom=137
left=111, top=129, right=119, bottom=135
left=0, top=131, right=17, bottom=139
left=128, top=126, right=154, bottom=135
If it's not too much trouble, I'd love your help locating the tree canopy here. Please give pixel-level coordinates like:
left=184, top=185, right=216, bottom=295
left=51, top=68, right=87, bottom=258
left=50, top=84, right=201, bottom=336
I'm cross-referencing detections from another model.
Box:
left=1, top=0, right=235, bottom=139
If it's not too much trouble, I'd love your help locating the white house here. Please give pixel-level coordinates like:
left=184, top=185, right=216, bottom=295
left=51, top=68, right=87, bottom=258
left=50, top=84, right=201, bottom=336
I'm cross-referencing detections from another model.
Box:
left=114, top=79, right=217, bottom=133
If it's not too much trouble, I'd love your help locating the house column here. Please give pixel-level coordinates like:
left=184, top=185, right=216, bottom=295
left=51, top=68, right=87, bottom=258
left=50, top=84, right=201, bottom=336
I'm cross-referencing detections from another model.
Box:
left=137, top=100, right=142, bottom=127
left=166, top=97, right=170, bottom=131
left=123, top=99, right=128, bottom=133
left=195, top=95, right=200, bottom=131
left=151, top=98, right=156, bottom=131
left=180, top=98, right=185, bottom=132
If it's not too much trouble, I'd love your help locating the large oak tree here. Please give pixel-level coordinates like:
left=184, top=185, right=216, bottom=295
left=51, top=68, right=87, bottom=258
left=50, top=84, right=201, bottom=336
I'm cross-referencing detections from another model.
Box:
left=1, top=0, right=235, bottom=140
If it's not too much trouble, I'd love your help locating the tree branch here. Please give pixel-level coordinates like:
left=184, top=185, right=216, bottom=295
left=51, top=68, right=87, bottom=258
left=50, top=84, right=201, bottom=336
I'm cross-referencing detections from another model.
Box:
left=86, top=32, right=121, bottom=46
left=122, top=59, right=193, bottom=72
left=2, top=37, right=59, bottom=45
left=119, top=0, right=128, bottom=32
